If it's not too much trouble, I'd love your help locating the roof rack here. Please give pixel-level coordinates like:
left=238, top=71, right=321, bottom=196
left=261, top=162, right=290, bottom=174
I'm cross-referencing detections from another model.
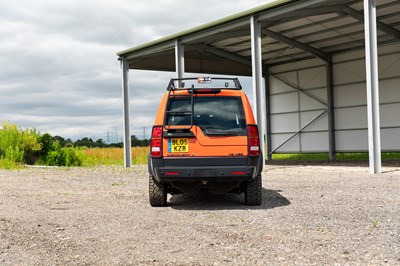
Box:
left=166, top=77, right=242, bottom=91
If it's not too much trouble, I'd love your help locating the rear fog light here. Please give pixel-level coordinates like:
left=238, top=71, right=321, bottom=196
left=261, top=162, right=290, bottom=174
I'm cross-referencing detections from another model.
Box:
left=231, top=171, right=247, bottom=175
left=164, top=172, right=180, bottom=176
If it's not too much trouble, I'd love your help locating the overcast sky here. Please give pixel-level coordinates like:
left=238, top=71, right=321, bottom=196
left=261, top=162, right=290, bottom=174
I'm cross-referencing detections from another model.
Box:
left=0, top=0, right=273, bottom=141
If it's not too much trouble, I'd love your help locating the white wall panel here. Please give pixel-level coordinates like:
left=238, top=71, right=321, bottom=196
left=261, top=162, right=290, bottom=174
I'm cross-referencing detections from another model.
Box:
left=271, top=134, right=299, bottom=152
left=298, top=67, right=326, bottom=89
left=336, top=130, right=368, bottom=151
left=300, top=111, right=328, bottom=132
left=335, top=106, right=367, bottom=130
left=334, top=50, right=365, bottom=63
left=300, top=88, right=327, bottom=111
left=271, top=113, right=299, bottom=133
left=378, top=53, right=400, bottom=79
left=333, top=60, right=366, bottom=85
left=334, top=83, right=367, bottom=107
left=270, top=74, right=296, bottom=94
left=381, top=128, right=400, bottom=150
left=269, top=58, right=323, bottom=74
left=380, top=79, right=400, bottom=103
left=270, top=92, right=298, bottom=113
left=300, top=132, right=329, bottom=151
left=380, top=104, right=400, bottom=127
left=268, top=43, right=400, bottom=153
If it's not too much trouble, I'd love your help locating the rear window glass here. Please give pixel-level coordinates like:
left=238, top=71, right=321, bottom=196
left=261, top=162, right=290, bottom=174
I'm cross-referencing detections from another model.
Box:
left=166, top=96, right=246, bottom=136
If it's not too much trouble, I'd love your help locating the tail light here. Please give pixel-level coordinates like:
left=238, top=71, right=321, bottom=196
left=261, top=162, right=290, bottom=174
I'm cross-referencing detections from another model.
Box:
left=247, top=124, right=260, bottom=157
left=151, top=126, right=163, bottom=158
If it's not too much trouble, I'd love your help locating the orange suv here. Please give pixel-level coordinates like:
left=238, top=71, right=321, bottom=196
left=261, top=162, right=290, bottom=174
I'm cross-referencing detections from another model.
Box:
left=148, top=77, right=263, bottom=206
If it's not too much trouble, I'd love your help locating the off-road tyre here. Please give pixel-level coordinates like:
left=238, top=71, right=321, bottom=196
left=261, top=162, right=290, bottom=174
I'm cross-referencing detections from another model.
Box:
left=245, top=173, right=262, bottom=205
left=149, top=175, right=167, bottom=207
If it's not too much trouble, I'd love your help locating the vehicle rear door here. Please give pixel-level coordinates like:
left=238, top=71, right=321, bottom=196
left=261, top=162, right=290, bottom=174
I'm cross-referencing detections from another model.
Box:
left=163, top=95, right=248, bottom=157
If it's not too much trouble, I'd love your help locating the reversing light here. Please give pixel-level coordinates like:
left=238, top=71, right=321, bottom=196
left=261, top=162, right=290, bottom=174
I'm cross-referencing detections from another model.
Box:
left=247, top=125, right=260, bottom=157
left=151, top=126, right=163, bottom=158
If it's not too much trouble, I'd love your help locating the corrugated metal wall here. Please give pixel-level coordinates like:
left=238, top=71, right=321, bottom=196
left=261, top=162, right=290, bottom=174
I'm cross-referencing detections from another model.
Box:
left=268, top=43, right=400, bottom=153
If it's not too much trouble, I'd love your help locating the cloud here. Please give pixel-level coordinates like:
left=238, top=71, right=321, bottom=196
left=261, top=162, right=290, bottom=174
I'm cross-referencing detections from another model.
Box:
left=0, top=0, right=271, bottom=140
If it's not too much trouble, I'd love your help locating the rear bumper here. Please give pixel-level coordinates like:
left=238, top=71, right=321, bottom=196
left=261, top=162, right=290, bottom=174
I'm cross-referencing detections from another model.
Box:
left=149, top=156, right=262, bottom=183
left=155, top=166, right=256, bottom=182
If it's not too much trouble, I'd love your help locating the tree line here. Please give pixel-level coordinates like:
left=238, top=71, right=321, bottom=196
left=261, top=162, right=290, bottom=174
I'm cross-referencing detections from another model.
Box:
left=55, top=135, right=150, bottom=148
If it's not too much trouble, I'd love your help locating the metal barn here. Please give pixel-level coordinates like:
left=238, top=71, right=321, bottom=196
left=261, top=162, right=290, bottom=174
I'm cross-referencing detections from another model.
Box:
left=117, top=0, right=400, bottom=173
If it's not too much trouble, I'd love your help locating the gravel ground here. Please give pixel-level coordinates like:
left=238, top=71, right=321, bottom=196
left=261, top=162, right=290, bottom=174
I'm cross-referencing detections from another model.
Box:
left=0, top=164, right=399, bottom=265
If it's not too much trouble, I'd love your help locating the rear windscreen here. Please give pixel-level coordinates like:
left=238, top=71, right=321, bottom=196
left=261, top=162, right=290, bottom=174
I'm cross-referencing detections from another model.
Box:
left=166, top=96, right=246, bottom=136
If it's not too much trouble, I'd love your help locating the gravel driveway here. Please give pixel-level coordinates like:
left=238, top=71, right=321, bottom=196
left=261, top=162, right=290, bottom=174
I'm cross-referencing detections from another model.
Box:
left=0, top=164, right=399, bottom=265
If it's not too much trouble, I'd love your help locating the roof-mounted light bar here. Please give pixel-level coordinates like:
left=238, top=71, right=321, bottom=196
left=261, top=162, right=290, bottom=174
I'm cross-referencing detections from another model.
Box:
left=197, top=77, right=212, bottom=83
left=166, top=77, right=242, bottom=91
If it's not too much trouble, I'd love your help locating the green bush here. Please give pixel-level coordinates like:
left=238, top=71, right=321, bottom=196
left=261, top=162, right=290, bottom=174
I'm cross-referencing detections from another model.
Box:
left=38, top=140, right=81, bottom=167
left=0, top=158, right=20, bottom=169
left=0, top=123, right=41, bottom=164
left=45, top=150, right=65, bottom=166
left=44, top=148, right=81, bottom=166
left=0, top=122, right=81, bottom=167
left=39, top=133, right=53, bottom=156
left=63, top=148, right=81, bottom=166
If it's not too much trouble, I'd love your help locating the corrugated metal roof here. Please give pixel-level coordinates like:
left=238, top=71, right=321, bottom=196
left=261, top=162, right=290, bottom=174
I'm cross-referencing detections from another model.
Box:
left=117, top=0, right=293, bottom=56
left=118, top=0, right=400, bottom=75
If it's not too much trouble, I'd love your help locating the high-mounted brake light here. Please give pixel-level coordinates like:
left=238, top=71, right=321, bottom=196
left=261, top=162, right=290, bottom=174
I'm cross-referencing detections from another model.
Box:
left=188, top=89, right=221, bottom=94
left=151, top=126, right=163, bottom=158
left=247, top=125, right=260, bottom=157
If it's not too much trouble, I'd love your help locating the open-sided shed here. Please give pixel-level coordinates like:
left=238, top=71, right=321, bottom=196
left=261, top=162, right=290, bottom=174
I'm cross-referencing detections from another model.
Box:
left=117, top=0, right=400, bottom=173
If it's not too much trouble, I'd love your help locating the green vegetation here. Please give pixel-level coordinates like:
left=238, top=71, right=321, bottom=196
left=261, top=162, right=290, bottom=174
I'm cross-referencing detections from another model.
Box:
left=0, top=123, right=41, bottom=169
left=74, top=147, right=148, bottom=167
left=0, top=124, right=82, bottom=168
left=2, top=122, right=400, bottom=169
left=0, top=158, right=22, bottom=169
left=272, top=152, right=400, bottom=161
left=36, top=133, right=81, bottom=166
left=272, top=153, right=329, bottom=161
left=0, top=122, right=149, bottom=169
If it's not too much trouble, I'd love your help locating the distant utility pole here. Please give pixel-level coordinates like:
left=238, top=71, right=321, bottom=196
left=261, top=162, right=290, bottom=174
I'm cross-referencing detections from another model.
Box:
left=105, top=131, right=110, bottom=144
left=114, top=127, right=119, bottom=143
left=143, top=127, right=146, bottom=139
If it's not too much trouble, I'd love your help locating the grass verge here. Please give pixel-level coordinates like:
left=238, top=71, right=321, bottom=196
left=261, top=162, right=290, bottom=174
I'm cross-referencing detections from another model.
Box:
left=272, top=152, right=400, bottom=161
left=75, top=147, right=148, bottom=167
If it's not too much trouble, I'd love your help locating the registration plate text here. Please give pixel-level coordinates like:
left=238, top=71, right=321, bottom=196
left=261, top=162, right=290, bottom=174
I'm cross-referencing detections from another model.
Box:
left=168, top=138, right=189, bottom=153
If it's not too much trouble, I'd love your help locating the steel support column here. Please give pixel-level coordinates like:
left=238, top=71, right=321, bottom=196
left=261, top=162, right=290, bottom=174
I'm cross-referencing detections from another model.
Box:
left=121, top=57, right=132, bottom=167
left=175, top=39, right=185, bottom=79
left=364, top=0, right=381, bottom=174
left=251, top=16, right=266, bottom=164
left=264, top=71, right=272, bottom=160
left=326, top=55, right=336, bottom=160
